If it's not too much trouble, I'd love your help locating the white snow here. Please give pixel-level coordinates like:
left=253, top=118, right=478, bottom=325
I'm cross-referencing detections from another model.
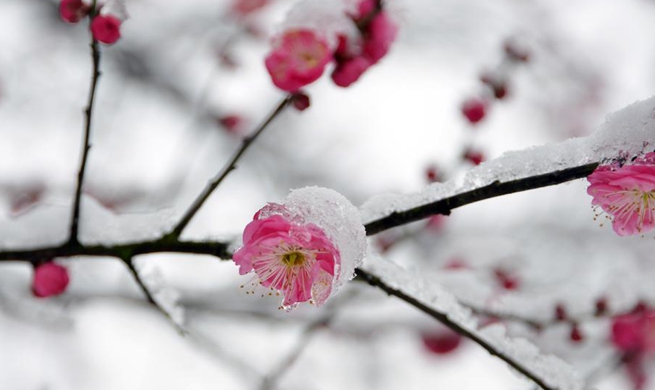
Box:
left=360, top=95, right=655, bottom=224
left=278, top=186, right=367, bottom=294
left=361, top=247, right=586, bottom=390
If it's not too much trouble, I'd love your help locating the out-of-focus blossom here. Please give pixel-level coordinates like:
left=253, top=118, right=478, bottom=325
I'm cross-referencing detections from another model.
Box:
left=231, top=0, right=269, bottom=15
left=32, top=262, right=70, bottom=298
left=461, top=98, right=487, bottom=124
left=422, top=328, right=463, bottom=355
left=463, top=149, right=485, bottom=165
left=59, top=0, right=90, bottom=23
left=91, top=14, right=122, bottom=44
left=265, top=29, right=332, bottom=92
left=587, top=152, right=655, bottom=236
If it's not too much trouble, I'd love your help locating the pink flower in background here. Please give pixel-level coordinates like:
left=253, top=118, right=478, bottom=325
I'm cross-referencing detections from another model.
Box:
left=361, top=12, right=399, bottom=64
left=422, top=328, right=463, bottom=355
left=461, top=98, right=487, bottom=124
left=611, top=307, right=655, bottom=354
left=611, top=306, right=655, bottom=389
left=587, top=152, right=655, bottom=236
left=330, top=1, right=398, bottom=87
left=91, top=15, right=122, bottom=44
left=59, top=0, right=90, bottom=23
left=233, top=208, right=340, bottom=308
left=32, top=261, right=70, bottom=298
left=265, top=29, right=332, bottom=92
left=231, top=0, right=268, bottom=15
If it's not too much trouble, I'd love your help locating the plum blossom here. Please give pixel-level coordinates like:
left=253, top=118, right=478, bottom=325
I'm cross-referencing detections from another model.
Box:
left=233, top=212, right=340, bottom=308
left=265, top=29, right=332, bottom=92
left=611, top=306, right=655, bottom=389
left=91, top=15, right=122, bottom=44
left=587, top=152, right=655, bottom=236
left=59, top=0, right=90, bottom=23
left=331, top=0, right=398, bottom=87
left=32, top=261, right=70, bottom=298
left=233, top=187, right=365, bottom=309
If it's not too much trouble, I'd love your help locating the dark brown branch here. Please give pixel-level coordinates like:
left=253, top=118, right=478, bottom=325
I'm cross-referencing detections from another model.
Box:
left=356, top=268, right=557, bottom=390
left=0, top=238, right=230, bottom=263
left=69, top=22, right=102, bottom=244
left=167, top=96, right=293, bottom=239
left=364, top=163, right=599, bottom=235
left=121, top=256, right=187, bottom=334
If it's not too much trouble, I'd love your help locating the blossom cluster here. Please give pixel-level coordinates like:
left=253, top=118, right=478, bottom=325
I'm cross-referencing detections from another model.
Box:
left=59, top=0, right=125, bottom=45
left=611, top=304, right=655, bottom=389
left=265, top=0, right=399, bottom=91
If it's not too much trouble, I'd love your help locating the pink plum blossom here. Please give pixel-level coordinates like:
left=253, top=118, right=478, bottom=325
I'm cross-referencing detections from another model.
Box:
left=32, top=261, right=70, bottom=298
left=587, top=152, right=655, bottom=236
left=231, top=0, right=268, bottom=15
left=59, top=0, right=90, bottom=23
left=91, top=15, right=122, bottom=44
left=611, top=306, right=655, bottom=389
left=233, top=206, right=341, bottom=308
left=265, top=29, right=332, bottom=92
left=330, top=2, right=398, bottom=87
left=461, top=98, right=487, bottom=124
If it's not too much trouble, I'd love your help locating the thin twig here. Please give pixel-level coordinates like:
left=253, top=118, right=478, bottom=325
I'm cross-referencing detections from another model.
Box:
left=121, top=255, right=187, bottom=334
left=356, top=268, right=556, bottom=390
left=69, top=13, right=102, bottom=244
left=168, top=96, right=293, bottom=239
left=364, top=163, right=599, bottom=235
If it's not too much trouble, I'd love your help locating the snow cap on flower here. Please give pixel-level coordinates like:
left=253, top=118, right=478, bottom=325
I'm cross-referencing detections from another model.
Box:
left=32, top=261, right=70, bottom=298
left=587, top=152, right=655, bottom=236
left=265, top=29, right=332, bottom=92
left=233, top=187, right=366, bottom=310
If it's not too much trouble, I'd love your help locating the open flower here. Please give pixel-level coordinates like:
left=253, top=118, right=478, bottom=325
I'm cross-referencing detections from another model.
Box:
left=233, top=212, right=340, bottom=308
left=587, top=152, right=655, bottom=236
left=265, top=29, right=332, bottom=92
left=233, top=187, right=366, bottom=310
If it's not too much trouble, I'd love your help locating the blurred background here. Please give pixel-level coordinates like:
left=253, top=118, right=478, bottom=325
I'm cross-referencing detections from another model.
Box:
left=1, top=0, right=655, bottom=389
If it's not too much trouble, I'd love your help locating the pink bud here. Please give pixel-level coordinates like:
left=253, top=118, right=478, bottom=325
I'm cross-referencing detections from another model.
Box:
left=443, top=258, right=468, bottom=271
left=463, top=149, right=485, bottom=165
left=504, top=41, right=530, bottom=63
left=461, top=98, right=487, bottom=124
left=32, top=262, right=70, bottom=298
left=59, top=0, right=90, bottom=23
left=231, top=0, right=268, bottom=15
left=425, top=165, right=440, bottom=183
left=291, top=92, right=311, bottom=111
left=91, top=15, right=122, bottom=44
left=218, top=115, right=244, bottom=133
left=595, top=297, right=608, bottom=316
left=570, top=325, right=584, bottom=343
left=555, top=303, right=567, bottom=321
left=422, top=329, right=462, bottom=355
left=494, top=269, right=520, bottom=291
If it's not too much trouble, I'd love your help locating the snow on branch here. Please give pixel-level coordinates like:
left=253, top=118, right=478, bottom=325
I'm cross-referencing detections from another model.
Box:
left=362, top=96, right=655, bottom=234
left=358, top=250, right=585, bottom=390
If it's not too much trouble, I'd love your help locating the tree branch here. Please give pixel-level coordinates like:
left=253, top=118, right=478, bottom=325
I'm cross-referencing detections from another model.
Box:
left=356, top=268, right=558, bottom=390
left=69, top=17, right=102, bottom=244
left=0, top=238, right=230, bottom=263
left=121, top=255, right=186, bottom=334
left=167, top=95, right=293, bottom=239
left=364, top=162, right=599, bottom=235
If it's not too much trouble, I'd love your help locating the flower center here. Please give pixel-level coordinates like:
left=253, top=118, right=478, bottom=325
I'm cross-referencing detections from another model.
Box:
left=281, top=251, right=306, bottom=267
